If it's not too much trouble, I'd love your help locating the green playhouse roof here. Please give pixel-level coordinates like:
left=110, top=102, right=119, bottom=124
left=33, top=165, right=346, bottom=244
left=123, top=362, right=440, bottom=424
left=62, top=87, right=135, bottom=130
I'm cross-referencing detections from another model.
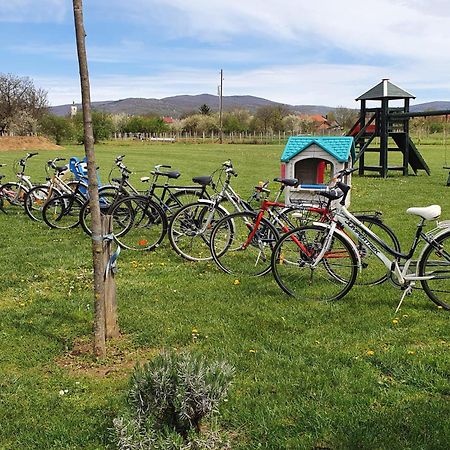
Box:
left=281, top=136, right=355, bottom=163
left=356, top=79, right=415, bottom=101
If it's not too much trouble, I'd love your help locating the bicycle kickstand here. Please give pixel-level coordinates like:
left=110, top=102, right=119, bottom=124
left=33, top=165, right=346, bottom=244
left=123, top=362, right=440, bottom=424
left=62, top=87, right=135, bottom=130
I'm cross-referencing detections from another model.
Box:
left=395, top=283, right=414, bottom=314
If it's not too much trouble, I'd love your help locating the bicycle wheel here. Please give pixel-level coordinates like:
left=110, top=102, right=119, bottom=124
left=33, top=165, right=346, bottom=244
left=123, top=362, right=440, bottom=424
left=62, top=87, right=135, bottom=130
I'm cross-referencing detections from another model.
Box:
left=271, top=225, right=358, bottom=301
left=42, top=194, right=83, bottom=229
left=24, top=185, right=60, bottom=222
left=419, top=230, right=450, bottom=310
left=210, top=211, right=279, bottom=276
left=352, top=216, right=401, bottom=286
left=168, top=202, right=228, bottom=261
left=79, top=187, right=120, bottom=236
left=109, top=195, right=167, bottom=251
left=1, top=182, right=28, bottom=207
left=164, top=190, right=203, bottom=219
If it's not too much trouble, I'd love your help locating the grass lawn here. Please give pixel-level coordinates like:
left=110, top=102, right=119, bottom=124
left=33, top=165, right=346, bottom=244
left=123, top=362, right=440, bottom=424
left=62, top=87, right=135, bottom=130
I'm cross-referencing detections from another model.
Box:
left=0, top=140, right=449, bottom=449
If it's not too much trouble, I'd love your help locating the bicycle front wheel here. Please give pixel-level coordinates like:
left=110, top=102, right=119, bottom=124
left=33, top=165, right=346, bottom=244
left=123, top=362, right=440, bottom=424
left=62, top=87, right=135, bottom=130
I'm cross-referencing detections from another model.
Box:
left=109, top=196, right=167, bottom=251
left=419, top=230, right=450, bottom=310
left=42, top=194, right=83, bottom=229
left=168, top=202, right=228, bottom=261
left=210, top=211, right=279, bottom=276
left=271, top=225, right=358, bottom=301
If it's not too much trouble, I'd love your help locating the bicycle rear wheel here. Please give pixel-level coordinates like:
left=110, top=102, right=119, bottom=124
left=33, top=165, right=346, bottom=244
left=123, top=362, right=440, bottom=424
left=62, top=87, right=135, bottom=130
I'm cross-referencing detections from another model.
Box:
left=79, top=186, right=120, bottom=236
left=109, top=195, right=167, bottom=251
left=419, top=230, right=450, bottom=310
left=271, top=225, right=358, bottom=301
left=1, top=182, right=28, bottom=207
left=352, top=216, right=401, bottom=286
left=210, top=211, right=279, bottom=276
left=42, top=194, right=83, bottom=229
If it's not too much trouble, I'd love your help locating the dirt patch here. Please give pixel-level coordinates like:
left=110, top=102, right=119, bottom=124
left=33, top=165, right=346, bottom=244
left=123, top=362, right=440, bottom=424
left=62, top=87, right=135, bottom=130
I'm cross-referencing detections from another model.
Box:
left=56, top=335, right=161, bottom=378
left=0, top=136, right=63, bottom=152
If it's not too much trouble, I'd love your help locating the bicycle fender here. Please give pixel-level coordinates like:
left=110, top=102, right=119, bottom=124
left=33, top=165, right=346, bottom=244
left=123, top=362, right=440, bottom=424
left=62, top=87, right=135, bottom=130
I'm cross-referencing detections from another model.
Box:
left=311, top=221, right=362, bottom=271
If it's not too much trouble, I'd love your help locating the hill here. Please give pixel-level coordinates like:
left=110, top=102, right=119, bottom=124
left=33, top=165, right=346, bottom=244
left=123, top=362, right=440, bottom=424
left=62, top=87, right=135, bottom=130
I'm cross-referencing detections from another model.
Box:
left=50, top=94, right=335, bottom=118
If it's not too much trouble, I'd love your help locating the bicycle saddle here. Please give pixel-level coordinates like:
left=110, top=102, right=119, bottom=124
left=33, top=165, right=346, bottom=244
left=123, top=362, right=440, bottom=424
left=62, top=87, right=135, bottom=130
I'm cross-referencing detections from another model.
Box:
left=273, top=177, right=298, bottom=187
left=157, top=170, right=180, bottom=179
left=192, top=176, right=212, bottom=186
left=406, top=205, right=441, bottom=220
left=56, top=166, right=67, bottom=173
left=318, top=188, right=344, bottom=200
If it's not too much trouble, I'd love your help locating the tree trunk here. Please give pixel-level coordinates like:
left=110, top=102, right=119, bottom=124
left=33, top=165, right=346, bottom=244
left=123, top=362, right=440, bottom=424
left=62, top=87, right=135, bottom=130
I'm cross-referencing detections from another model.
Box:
left=72, top=0, right=107, bottom=358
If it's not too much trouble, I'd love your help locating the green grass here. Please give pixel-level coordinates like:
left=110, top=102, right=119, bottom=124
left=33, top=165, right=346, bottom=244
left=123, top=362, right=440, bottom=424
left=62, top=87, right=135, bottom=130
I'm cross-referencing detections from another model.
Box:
left=0, top=140, right=449, bottom=449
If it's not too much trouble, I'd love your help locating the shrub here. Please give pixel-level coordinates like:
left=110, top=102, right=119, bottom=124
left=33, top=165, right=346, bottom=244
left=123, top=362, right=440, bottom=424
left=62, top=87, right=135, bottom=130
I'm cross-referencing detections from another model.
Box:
left=113, top=350, right=234, bottom=449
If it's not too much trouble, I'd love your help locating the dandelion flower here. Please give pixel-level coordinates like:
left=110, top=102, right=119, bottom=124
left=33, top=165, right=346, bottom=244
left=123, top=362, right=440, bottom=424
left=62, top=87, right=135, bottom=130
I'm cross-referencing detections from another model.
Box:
left=392, top=319, right=399, bottom=325
left=233, top=279, right=240, bottom=285
left=366, top=350, right=375, bottom=356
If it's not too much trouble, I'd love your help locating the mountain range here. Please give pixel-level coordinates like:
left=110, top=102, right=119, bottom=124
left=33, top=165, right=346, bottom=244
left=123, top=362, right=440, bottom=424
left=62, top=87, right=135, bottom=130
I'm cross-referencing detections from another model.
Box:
left=49, top=94, right=450, bottom=118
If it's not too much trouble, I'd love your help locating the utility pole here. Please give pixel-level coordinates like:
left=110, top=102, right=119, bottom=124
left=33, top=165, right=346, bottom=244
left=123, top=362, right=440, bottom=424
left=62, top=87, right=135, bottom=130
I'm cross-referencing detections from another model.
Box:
left=73, top=0, right=118, bottom=358
left=219, top=69, right=223, bottom=144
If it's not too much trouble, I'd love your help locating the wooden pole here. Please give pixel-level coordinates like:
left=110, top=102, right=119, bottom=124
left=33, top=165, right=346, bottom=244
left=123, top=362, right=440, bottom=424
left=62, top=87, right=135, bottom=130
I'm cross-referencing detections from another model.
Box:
left=73, top=0, right=109, bottom=357
left=219, top=69, right=223, bottom=144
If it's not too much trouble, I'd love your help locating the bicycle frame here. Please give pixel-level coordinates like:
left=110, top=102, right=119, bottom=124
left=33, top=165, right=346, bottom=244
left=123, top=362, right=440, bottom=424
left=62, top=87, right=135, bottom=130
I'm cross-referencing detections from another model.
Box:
left=329, top=205, right=450, bottom=286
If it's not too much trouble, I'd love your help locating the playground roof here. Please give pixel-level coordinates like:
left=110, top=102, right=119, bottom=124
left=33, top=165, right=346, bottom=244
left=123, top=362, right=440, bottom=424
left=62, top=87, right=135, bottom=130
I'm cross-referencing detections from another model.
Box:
left=356, top=79, right=415, bottom=101
left=281, top=136, right=355, bottom=163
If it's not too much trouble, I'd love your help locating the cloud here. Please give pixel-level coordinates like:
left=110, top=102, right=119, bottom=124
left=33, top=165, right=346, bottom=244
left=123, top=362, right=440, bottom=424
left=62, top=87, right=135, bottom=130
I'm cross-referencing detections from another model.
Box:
left=38, top=61, right=450, bottom=107
left=0, top=0, right=67, bottom=22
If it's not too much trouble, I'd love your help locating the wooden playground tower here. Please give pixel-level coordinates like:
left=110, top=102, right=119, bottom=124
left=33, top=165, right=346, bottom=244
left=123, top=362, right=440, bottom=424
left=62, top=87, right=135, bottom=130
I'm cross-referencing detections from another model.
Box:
left=348, top=78, right=450, bottom=178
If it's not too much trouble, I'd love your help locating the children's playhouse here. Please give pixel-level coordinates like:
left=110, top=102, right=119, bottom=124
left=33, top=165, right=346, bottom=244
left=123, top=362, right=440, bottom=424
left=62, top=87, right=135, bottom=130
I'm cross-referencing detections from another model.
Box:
left=280, top=136, right=355, bottom=205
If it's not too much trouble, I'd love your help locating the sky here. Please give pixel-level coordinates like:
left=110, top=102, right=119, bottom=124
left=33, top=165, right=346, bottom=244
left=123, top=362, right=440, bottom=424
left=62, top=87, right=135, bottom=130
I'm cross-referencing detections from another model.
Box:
left=1, top=0, right=450, bottom=107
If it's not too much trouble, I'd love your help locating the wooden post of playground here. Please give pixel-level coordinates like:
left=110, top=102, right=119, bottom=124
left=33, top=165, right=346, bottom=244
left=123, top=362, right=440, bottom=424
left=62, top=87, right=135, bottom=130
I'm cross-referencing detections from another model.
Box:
left=102, top=215, right=119, bottom=339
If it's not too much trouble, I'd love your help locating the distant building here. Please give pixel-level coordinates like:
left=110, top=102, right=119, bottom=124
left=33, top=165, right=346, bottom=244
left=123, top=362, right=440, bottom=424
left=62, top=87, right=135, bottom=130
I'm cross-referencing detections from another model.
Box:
left=70, top=101, right=78, bottom=118
left=298, top=114, right=333, bottom=131
left=162, top=116, right=174, bottom=124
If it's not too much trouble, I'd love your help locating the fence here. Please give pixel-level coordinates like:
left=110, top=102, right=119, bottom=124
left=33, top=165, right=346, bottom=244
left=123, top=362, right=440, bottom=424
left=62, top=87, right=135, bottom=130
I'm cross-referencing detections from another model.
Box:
left=113, top=129, right=341, bottom=145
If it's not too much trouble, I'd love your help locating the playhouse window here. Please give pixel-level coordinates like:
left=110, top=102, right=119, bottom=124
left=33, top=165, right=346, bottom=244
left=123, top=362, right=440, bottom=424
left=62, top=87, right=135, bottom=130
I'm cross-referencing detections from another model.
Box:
left=294, top=158, right=333, bottom=185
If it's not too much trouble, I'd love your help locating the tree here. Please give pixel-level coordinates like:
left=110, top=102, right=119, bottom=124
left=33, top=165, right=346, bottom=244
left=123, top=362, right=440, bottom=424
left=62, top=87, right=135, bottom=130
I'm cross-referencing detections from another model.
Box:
left=251, top=105, right=289, bottom=133
left=73, top=0, right=119, bottom=358
left=73, top=110, right=114, bottom=143
left=334, top=106, right=358, bottom=131
left=39, top=114, right=74, bottom=144
left=199, top=103, right=211, bottom=115
left=0, top=73, right=48, bottom=134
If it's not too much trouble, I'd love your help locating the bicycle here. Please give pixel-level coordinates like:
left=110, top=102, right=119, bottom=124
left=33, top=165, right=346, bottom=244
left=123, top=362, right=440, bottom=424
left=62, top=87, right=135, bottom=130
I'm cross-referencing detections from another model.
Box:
left=168, top=160, right=262, bottom=262
left=24, top=157, right=83, bottom=222
left=0, top=152, right=39, bottom=208
left=271, top=177, right=450, bottom=310
left=210, top=169, right=400, bottom=281
left=80, top=157, right=211, bottom=236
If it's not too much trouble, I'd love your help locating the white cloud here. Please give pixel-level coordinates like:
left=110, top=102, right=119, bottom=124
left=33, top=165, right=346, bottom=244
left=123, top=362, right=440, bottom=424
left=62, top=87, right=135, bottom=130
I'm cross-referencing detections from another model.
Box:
left=0, top=0, right=67, bottom=22
left=39, top=61, right=450, bottom=107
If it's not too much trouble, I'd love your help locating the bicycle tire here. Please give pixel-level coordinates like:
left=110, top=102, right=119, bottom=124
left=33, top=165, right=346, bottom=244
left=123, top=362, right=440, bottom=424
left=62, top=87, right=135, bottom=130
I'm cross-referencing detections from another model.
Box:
left=163, top=190, right=203, bottom=219
left=24, top=185, right=61, bottom=222
left=168, top=201, right=229, bottom=261
left=109, top=195, right=167, bottom=251
left=1, top=182, right=28, bottom=207
left=210, top=210, right=280, bottom=277
left=271, top=224, right=358, bottom=301
left=352, top=216, right=401, bottom=286
left=418, top=230, right=450, bottom=310
left=79, top=186, right=121, bottom=236
left=42, top=194, right=84, bottom=229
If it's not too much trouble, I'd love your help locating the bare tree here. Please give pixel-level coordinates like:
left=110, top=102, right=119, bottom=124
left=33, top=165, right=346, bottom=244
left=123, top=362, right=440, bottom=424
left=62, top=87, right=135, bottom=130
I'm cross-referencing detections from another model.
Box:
left=0, top=73, right=48, bottom=134
left=73, top=0, right=118, bottom=358
left=334, top=106, right=359, bottom=131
